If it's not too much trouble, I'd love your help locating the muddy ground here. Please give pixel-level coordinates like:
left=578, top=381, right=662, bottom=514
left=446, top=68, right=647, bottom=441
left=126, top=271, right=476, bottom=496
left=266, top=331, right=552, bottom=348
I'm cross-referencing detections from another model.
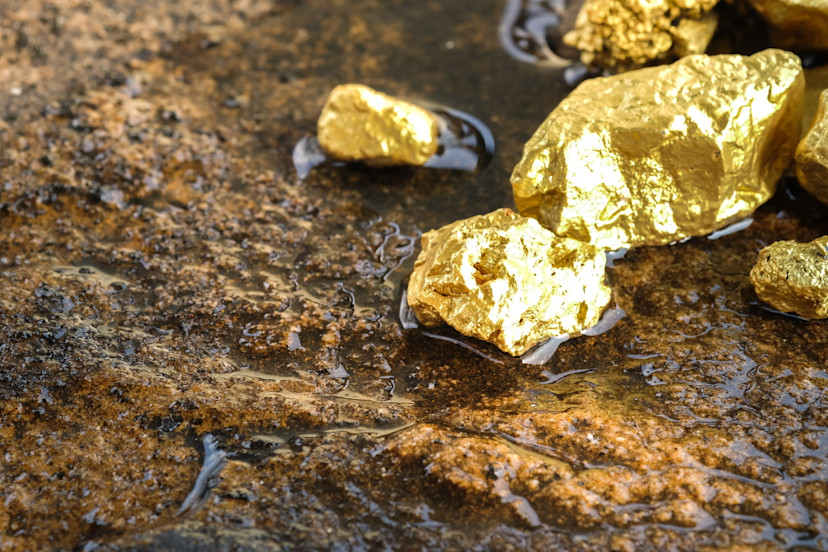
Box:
left=0, top=0, right=827, bottom=550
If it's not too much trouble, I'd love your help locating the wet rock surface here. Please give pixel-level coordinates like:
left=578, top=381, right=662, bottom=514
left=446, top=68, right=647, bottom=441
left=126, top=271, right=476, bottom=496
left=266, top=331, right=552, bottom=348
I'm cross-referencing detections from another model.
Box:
left=0, top=1, right=827, bottom=551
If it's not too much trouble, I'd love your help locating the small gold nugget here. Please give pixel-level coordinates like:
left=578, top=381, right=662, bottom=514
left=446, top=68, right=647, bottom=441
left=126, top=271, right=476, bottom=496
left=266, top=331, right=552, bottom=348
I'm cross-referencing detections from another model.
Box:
left=407, top=209, right=611, bottom=356
left=511, top=50, right=805, bottom=251
left=796, top=89, right=828, bottom=206
left=317, top=84, right=439, bottom=166
left=563, top=0, right=719, bottom=71
left=747, top=0, right=828, bottom=53
left=750, top=236, right=828, bottom=319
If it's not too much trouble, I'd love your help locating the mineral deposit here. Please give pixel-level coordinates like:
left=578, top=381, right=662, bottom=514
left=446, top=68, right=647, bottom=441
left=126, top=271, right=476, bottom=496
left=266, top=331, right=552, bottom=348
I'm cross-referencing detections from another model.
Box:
left=750, top=236, right=828, bottom=319
left=796, top=89, right=828, bottom=206
left=747, top=0, right=828, bottom=52
left=511, top=49, right=805, bottom=251
left=317, top=83, right=439, bottom=166
left=563, top=0, right=718, bottom=71
left=407, top=209, right=611, bottom=356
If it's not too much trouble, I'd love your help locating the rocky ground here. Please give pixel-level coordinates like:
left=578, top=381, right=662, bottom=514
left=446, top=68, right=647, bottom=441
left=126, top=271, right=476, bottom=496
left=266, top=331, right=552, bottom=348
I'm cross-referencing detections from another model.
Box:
left=0, top=0, right=827, bottom=550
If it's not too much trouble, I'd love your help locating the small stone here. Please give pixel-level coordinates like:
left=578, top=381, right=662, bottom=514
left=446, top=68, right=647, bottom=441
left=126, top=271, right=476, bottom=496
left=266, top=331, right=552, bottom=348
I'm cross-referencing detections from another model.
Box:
left=511, top=50, right=805, bottom=251
left=563, top=0, right=719, bottom=71
left=317, top=84, right=439, bottom=166
left=407, top=208, right=611, bottom=356
left=796, top=89, right=828, bottom=206
left=746, top=0, right=828, bottom=53
left=750, top=236, right=828, bottom=319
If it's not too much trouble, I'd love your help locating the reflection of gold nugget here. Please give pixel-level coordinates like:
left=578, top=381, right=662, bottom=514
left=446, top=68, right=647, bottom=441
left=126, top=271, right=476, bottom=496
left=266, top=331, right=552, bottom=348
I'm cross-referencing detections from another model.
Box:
left=407, top=209, right=611, bottom=356
left=564, top=0, right=718, bottom=71
left=511, top=50, right=805, bottom=251
left=751, top=236, right=828, bottom=319
left=317, top=84, right=439, bottom=166
left=747, top=0, right=828, bottom=53
left=796, top=89, right=828, bottom=206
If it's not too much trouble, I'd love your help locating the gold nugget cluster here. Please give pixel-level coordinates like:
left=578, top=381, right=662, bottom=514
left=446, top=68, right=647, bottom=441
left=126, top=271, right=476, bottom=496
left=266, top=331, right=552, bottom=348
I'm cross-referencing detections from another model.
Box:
left=407, top=209, right=611, bottom=356
left=563, top=0, right=719, bottom=71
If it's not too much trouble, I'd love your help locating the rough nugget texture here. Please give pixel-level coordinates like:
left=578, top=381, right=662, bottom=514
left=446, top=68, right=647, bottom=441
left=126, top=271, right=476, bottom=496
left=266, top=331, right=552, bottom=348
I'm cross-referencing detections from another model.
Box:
left=317, top=83, right=439, bottom=166
left=796, top=89, right=828, bottom=206
left=407, top=209, right=611, bottom=356
left=563, top=0, right=719, bottom=71
left=747, top=0, right=828, bottom=52
left=750, top=236, right=828, bottom=319
left=511, top=50, right=805, bottom=251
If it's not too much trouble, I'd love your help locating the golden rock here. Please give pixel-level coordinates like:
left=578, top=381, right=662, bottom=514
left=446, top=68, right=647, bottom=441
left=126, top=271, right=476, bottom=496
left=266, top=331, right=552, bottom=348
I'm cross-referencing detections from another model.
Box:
left=511, top=50, right=805, bottom=251
left=746, top=0, right=828, bottom=53
left=563, top=0, right=718, bottom=71
left=317, top=84, right=439, bottom=166
left=407, top=208, right=612, bottom=356
left=750, top=236, right=828, bottom=319
left=796, top=89, right=828, bottom=205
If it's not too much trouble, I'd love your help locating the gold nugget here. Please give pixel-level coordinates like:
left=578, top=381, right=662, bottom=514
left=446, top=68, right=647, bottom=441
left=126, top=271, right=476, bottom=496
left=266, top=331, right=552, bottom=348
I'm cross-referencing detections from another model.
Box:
left=511, top=50, right=805, bottom=251
left=407, top=209, right=611, bottom=356
left=317, top=84, right=439, bottom=166
left=563, top=0, right=719, bottom=71
left=750, top=236, right=828, bottom=319
left=796, top=89, right=828, bottom=206
left=747, top=0, right=828, bottom=53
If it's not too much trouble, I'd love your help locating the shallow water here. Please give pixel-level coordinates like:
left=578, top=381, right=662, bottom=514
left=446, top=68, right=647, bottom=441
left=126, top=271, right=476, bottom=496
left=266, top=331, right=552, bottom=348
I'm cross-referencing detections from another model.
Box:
left=0, top=0, right=827, bottom=550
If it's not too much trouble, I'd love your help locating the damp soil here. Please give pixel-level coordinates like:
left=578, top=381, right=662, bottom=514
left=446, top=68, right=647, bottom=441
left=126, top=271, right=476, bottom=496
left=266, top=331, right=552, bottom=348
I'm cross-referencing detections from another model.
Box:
left=1, top=0, right=827, bottom=550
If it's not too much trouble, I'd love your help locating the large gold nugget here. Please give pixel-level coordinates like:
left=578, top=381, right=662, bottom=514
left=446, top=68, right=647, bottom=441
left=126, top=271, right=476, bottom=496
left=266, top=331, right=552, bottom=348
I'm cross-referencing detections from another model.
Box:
left=747, top=0, right=828, bottom=53
left=750, top=236, right=828, bottom=319
left=317, top=84, right=439, bottom=166
left=511, top=50, right=805, bottom=251
left=563, top=0, right=719, bottom=71
left=407, top=209, right=612, bottom=356
left=796, top=89, right=828, bottom=206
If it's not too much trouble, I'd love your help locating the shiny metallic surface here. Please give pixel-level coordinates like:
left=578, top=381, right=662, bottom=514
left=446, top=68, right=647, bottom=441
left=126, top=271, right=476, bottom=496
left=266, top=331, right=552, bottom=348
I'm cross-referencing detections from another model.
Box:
left=317, top=83, right=439, bottom=166
left=747, top=0, right=828, bottom=52
left=796, top=89, right=828, bottom=205
left=511, top=50, right=805, bottom=251
left=563, top=0, right=718, bottom=70
left=407, top=208, right=611, bottom=356
left=750, top=236, right=828, bottom=319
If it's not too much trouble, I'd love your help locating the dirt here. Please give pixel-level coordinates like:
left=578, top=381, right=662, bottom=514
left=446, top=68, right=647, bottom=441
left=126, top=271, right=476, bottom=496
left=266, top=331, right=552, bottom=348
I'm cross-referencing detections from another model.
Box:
left=0, top=0, right=827, bottom=550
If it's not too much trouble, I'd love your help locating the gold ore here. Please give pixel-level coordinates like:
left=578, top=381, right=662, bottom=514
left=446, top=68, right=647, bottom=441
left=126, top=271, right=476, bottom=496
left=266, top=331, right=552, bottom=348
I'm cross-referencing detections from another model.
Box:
left=746, top=0, right=828, bottom=53
left=563, top=0, right=719, bottom=71
left=317, top=84, right=439, bottom=166
left=750, top=236, right=828, bottom=319
left=407, top=209, right=612, bottom=356
left=796, top=89, right=828, bottom=206
left=511, top=49, right=805, bottom=251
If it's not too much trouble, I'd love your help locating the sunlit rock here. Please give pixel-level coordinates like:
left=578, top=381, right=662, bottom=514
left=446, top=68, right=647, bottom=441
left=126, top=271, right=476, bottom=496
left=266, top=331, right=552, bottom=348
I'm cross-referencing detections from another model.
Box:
left=317, top=83, right=439, bottom=166
left=407, top=208, right=611, bottom=356
left=511, top=49, right=805, bottom=251
left=796, top=89, right=828, bottom=206
left=750, top=236, right=828, bottom=319
left=746, top=0, right=828, bottom=53
left=563, top=0, right=718, bottom=71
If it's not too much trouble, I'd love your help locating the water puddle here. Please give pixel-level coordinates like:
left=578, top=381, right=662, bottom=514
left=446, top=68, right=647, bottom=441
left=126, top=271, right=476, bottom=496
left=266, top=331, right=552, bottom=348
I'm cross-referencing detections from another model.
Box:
left=498, top=0, right=576, bottom=66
